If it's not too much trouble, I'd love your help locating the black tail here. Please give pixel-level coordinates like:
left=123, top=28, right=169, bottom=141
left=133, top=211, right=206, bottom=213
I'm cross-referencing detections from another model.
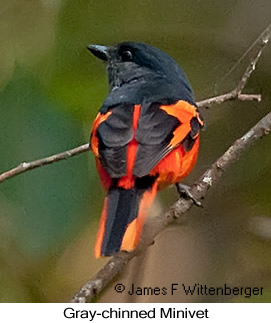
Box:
left=94, top=182, right=157, bottom=257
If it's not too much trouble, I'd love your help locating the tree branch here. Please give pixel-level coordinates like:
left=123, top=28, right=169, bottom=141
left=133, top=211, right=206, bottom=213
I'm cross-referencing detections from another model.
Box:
left=197, top=92, right=261, bottom=109
left=70, top=23, right=271, bottom=303
left=197, top=23, right=271, bottom=108
left=0, top=24, right=270, bottom=184
left=0, top=144, right=89, bottom=184
left=71, top=110, right=271, bottom=303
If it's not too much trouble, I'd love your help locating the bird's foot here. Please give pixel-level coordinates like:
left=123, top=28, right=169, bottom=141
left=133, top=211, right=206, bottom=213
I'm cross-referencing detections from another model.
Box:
left=176, top=183, right=202, bottom=207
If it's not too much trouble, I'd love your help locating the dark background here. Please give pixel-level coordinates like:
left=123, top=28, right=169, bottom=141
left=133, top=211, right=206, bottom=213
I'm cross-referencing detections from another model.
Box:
left=0, top=0, right=270, bottom=302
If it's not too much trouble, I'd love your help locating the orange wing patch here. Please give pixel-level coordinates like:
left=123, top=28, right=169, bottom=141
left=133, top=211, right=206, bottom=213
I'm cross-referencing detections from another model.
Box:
left=160, top=100, right=202, bottom=149
left=118, top=105, right=141, bottom=190
left=152, top=137, right=200, bottom=189
left=152, top=100, right=202, bottom=188
left=90, top=111, right=112, bottom=156
left=160, top=100, right=198, bottom=123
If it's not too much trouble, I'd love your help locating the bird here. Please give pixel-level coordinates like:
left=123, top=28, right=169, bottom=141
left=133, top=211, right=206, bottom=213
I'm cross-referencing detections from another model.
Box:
left=88, top=41, right=204, bottom=258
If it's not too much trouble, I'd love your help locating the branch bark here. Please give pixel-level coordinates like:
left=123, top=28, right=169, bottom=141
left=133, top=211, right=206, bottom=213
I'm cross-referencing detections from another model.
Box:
left=0, top=144, right=89, bottom=184
left=71, top=110, right=271, bottom=302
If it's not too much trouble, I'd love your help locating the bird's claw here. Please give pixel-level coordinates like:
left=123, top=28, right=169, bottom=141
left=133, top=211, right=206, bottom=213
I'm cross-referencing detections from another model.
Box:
left=176, top=183, right=202, bottom=207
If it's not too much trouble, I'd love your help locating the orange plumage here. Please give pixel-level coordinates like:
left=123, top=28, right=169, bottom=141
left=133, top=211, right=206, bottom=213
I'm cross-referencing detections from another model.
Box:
left=91, top=100, right=203, bottom=257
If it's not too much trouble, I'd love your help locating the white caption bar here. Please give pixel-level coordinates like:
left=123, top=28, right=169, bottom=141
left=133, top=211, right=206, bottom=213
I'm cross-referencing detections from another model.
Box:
left=0, top=303, right=269, bottom=322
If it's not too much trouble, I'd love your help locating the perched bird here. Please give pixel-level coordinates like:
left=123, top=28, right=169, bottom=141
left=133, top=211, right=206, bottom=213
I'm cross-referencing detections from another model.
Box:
left=88, top=42, right=204, bottom=258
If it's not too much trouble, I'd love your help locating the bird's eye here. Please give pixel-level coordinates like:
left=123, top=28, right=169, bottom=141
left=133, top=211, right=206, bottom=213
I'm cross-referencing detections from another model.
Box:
left=121, top=50, right=133, bottom=61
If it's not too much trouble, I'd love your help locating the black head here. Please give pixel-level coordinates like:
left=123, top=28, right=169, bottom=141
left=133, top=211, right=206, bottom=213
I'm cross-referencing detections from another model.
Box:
left=88, top=41, right=195, bottom=105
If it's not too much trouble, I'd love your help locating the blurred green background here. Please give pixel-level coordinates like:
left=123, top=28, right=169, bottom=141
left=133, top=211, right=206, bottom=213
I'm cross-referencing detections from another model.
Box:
left=0, top=0, right=270, bottom=302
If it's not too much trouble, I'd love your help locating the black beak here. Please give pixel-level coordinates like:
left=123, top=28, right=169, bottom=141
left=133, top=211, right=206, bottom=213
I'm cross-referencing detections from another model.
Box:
left=87, top=44, right=109, bottom=61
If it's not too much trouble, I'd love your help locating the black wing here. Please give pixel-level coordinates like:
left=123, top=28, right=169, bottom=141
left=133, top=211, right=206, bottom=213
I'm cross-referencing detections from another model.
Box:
left=96, top=103, right=134, bottom=177
left=133, top=102, right=180, bottom=177
left=96, top=101, right=202, bottom=179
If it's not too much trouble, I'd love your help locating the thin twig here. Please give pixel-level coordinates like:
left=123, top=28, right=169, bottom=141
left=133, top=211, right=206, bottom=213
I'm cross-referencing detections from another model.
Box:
left=0, top=144, right=90, bottom=184
left=71, top=111, right=271, bottom=302
left=197, top=23, right=271, bottom=108
left=234, top=23, right=271, bottom=95
left=196, top=92, right=261, bottom=108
